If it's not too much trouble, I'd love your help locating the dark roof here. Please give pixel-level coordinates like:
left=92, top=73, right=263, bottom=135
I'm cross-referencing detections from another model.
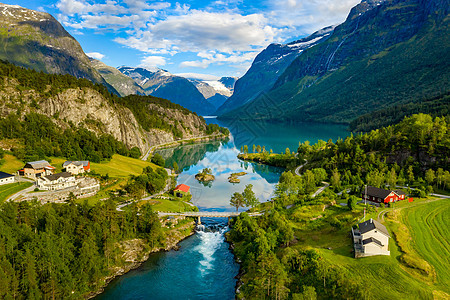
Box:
left=363, top=237, right=384, bottom=247
left=364, top=186, right=392, bottom=199
left=63, top=161, right=90, bottom=167
left=44, top=172, right=73, bottom=181
left=0, top=171, right=14, bottom=179
left=394, top=189, right=406, bottom=196
left=359, top=218, right=390, bottom=237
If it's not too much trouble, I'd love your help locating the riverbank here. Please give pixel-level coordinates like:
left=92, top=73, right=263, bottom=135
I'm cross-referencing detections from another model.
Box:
left=88, top=217, right=196, bottom=299
left=142, top=132, right=230, bottom=161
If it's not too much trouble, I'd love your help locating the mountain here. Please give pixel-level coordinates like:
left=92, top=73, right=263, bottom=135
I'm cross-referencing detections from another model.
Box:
left=216, top=26, right=335, bottom=115
left=0, top=3, right=114, bottom=91
left=0, top=60, right=222, bottom=154
left=189, top=77, right=238, bottom=109
left=118, top=67, right=216, bottom=115
left=221, top=0, right=450, bottom=124
left=90, top=59, right=144, bottom=97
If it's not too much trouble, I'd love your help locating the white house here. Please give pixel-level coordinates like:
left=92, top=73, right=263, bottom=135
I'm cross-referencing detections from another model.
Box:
left=0, top=171, right=15, bottom=185
left=352, top=218, right=390, bottom=258
left=63, top=161, right=90, bottom=175
left=36, top=172, right=76, bottom=191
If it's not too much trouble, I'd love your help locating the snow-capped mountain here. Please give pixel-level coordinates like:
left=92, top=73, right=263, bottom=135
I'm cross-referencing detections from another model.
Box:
left=188, top=77, right=238, bottom=109
left=116, top=67, right=216, bottom=115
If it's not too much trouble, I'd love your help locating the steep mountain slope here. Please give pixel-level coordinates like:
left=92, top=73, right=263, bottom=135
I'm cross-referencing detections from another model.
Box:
left=118, top=67, right=216, bottom=115
left=0, top=60, right=222, bottom=154
left=216, top=26, right=335, bottom=115
left=222, top=0, right=450, bottom=123
left=0, top=3, right=112, bottom=90
left=90, top=59, right=144, bottom=97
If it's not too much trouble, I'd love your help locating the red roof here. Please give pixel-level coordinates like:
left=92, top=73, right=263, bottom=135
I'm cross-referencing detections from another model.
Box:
left=174, top=184, right=190, bottom=193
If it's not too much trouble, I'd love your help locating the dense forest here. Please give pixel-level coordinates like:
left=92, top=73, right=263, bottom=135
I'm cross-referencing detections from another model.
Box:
left=0, top=200, right=163, bottom=299
left=349, top=93, right=450, bottom=132
left=0, top=112, right=139, bottom=162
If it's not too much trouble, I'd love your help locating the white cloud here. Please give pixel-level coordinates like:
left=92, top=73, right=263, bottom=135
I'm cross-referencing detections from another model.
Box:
left=116, top=10, right=278, bottom=54
left=267, top=0, right=359, bottom=36
left=86, top=52, right=105, bottom=60
left=139, top=56, right=167, bottom=68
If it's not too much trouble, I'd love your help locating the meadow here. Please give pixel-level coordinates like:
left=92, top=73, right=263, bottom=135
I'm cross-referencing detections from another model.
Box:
left=286, top=196, right=449, bottom=299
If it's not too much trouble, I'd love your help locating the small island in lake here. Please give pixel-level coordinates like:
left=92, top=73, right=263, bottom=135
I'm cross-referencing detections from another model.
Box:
left=195, top=168, right=215, bottom=182
left=228, top=172, right=247, bottom=183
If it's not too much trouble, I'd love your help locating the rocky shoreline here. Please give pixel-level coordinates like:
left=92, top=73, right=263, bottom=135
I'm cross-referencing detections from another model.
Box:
left=87, top=219, right=195, bottom=299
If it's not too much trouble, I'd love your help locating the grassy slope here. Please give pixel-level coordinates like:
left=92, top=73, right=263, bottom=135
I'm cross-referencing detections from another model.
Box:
left=0, top=154, right=24, bottom=174
left=288, top=197, right=448, bottom=299
left=90, top=154, right=158, bottom=178
left=0, top=182, right=33, bottom=203
left=403, top=199, right=450, bottom=294
left=139, top=199, right=196, bottom=212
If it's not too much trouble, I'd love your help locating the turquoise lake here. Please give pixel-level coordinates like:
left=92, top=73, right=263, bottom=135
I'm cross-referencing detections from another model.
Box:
left=96, top=120, right=349, bottom=299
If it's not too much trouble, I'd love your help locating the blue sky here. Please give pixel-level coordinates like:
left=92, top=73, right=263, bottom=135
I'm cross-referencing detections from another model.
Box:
left=11, top=0, right=359, bottom=79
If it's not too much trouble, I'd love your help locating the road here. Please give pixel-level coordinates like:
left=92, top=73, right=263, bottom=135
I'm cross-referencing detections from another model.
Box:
left=293, top=160, right=329, bottom=198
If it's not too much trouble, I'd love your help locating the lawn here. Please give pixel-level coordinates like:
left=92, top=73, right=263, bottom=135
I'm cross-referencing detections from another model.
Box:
left=0, top=154, right=24, bottom=174
left=90, top=154, right=158, bottom=178
left=0, top=182, right=33, bottom=203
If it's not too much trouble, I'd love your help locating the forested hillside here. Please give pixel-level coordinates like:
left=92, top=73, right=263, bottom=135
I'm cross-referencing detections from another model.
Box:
left=0, top=200, right=163, bottom=299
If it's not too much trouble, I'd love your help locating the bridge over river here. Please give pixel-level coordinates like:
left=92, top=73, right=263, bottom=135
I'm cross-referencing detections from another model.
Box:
left=158, top=211, right=262, bottom=224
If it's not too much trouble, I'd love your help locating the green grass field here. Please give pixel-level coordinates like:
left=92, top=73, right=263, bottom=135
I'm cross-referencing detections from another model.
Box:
left=289, top=197, right=449, bottom=299
left=91, top=154, right=158, bottom=178
left=403, top=198, right=450, bottom=294
left=0, top=182, right=33, bottom=203
left=0, top=154, right=24, bottom=174
left=139, top=198, right=196, bottom=212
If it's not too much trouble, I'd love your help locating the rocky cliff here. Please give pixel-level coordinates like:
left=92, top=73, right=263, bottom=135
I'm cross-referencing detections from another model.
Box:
left=0, top=67, right=217, bottom=154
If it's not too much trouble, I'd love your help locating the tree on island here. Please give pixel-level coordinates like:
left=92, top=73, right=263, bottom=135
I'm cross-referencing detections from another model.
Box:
left=230, top=192, right=245, bottom=212
left=201, top=168, right=212, bottom=175
left=242, top=184, right=259, bottom=209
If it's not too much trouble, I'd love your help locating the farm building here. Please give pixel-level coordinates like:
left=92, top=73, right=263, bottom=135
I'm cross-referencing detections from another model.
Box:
left=352, top=218, right=390, bottom=258
left=18, top=160, right=55, bottom=180
left=174, top=184, right=190, bottom=197
left=63, top=161, right=91, bottom=175
left=362, top=186, right=405, bottom=205
left=0, top=171, right=14, bottom=185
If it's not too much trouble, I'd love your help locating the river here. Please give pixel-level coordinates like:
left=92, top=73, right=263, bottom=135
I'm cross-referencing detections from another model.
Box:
left=96, top=120, right=348, bottom=299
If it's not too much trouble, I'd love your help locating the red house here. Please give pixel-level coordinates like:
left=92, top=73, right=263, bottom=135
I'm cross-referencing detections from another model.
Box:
left=362, top=186, right=406, bottom=204
left=174, top=184, right=190, bottom=197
